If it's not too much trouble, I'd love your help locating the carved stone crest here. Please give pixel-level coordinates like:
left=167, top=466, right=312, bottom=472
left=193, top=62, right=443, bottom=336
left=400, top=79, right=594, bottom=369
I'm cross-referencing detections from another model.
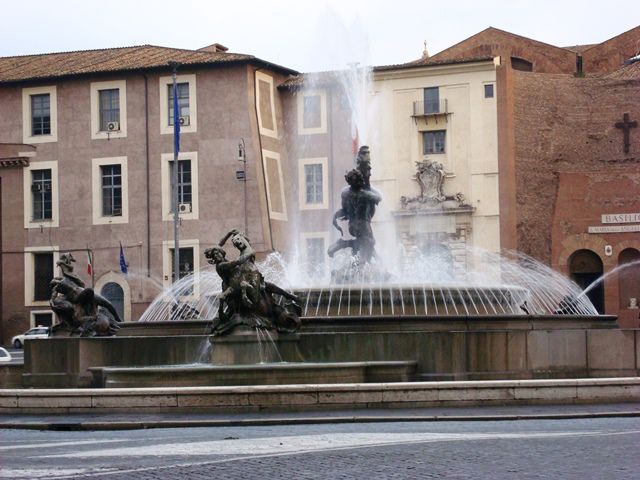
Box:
left=400, top=159, right=468, bottom=209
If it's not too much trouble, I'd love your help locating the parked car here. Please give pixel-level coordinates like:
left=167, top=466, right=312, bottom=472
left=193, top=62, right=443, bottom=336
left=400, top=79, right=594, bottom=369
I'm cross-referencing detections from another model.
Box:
left=0, top=347, right=11, bottom=362
left=11, top=327, right=50, bottom=349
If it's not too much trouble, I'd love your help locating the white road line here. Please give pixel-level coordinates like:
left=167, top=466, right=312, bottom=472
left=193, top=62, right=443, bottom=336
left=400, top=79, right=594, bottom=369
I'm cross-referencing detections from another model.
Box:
left=0, top=438, right=133, bottom=451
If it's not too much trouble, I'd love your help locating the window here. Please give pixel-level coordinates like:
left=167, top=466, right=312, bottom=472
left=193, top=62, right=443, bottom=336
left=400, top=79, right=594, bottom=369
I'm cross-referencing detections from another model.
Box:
left=24, top=247, right=59, bottom=306
left=170, top=160, right=192, bottom=213
left=31, top=94, right=50, bottom=135
left=99, top=89, right=120, bottom=131
left=297, top=89, right=327, bottom=134
left=298, top=157, right=328, bottom=210
left=101, top=164, right=122, bottom=216
left=24, top=161, right=58, bottom=228
left=162, top=240, right=200, bottom=298
left=33, top=252, right=53, bottom=301
left=303, top=95, right=321, bottom=129
left=306, top=237, right=325, bottom=278
left=424, top=87, right=440, bottom=114
left=90, top=80, right=127, bottom=139
left=484, top=84, right=494, bottom=98
left=92, top=157, right=128, bottom=225
left=423, top=130, right=446, bottom=154
left=22, top=86, right=57, bottom=143
left=32, top=312, right=53, bottom=328
left=100, top=282, right=125, bottom=321
left=31, top=169, right=52, bottom=221
left=305, top=163, right=323, bottom=204
left=161, top=152, right=199, bottom=220
left=159, top=74, right=197, bottom=134
left=168, top=83, right=190, bottom=125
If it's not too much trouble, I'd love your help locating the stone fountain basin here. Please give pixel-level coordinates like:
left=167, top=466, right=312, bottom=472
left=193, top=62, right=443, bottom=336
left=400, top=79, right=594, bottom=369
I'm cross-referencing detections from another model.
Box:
left=88, top=361, right=417, bottom=388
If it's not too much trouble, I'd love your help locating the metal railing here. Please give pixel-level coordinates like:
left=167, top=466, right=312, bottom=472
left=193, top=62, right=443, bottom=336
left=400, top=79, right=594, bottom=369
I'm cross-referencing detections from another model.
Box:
left=412, top=99, right=449, bottom=116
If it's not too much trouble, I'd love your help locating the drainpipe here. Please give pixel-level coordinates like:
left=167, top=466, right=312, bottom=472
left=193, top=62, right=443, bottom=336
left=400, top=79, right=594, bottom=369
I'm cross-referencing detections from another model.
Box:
left=143, top=73, right=151, bottom=276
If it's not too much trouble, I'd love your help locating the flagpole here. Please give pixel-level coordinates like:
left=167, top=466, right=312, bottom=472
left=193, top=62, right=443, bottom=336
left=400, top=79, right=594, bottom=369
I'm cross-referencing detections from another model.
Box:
left=169, top=61, right=181, bottom=285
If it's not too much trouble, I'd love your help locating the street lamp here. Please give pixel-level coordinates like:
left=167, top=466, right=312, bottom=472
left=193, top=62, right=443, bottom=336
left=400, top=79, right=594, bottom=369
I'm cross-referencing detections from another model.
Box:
left=237, top=138, right=248, bottom=234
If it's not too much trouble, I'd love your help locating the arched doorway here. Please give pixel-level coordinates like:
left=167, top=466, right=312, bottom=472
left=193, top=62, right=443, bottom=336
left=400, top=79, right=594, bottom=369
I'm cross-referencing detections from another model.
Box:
left=618, top=248, right=640, bottom=309
left=100, top=282, right=125, bottom=321
left=569, top=249, right=604, bottom=314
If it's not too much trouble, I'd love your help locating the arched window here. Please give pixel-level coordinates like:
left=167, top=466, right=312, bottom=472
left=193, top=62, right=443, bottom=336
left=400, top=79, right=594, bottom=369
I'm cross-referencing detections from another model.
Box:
left=100, top=282, right=124, bottom=321
left=511, top=57, right=533, bottom=72
left=569, top=249, right=604, bottom=314
left=618, top=248, right=640, bottom=309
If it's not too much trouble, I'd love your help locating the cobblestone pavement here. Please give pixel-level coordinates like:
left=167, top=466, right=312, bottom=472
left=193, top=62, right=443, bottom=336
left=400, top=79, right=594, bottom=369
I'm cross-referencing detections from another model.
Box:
left=1, top=417, right=639, bottom=479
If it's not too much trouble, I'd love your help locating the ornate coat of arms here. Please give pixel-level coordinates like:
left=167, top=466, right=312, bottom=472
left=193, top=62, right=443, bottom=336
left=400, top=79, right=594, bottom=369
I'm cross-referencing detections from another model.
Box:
left=400, top=160, right=467, bottom=209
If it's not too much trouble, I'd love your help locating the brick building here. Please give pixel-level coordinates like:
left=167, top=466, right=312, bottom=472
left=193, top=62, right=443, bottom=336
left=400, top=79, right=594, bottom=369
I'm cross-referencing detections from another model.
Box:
left=433, top=26, right=640, bottom=322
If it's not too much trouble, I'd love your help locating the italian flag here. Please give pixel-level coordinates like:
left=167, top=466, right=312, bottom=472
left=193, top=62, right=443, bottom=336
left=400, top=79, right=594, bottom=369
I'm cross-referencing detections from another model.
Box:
left=87, top=250, right=93, bottom=276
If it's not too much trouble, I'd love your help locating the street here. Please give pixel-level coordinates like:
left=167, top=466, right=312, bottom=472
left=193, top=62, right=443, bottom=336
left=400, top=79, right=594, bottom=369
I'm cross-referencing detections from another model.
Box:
left=1, top=416, right=639, bottom=479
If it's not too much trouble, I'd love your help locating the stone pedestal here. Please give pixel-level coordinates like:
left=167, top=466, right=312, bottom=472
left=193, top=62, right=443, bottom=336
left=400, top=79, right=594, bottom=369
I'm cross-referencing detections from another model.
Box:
left=209, top=328, right=303, bottom=365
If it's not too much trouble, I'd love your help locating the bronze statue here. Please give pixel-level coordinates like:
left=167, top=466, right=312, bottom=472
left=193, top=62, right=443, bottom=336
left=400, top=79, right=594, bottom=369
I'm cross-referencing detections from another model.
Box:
left=50, top=253, right=121, bottom=336
left=205, top=229, right=301, bottom=336
left=327, top=145, right=382, bottom=264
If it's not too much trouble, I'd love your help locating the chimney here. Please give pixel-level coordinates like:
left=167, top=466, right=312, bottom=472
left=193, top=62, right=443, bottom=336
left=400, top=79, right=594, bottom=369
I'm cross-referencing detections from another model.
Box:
left=198, top=43, right=229, bottom=53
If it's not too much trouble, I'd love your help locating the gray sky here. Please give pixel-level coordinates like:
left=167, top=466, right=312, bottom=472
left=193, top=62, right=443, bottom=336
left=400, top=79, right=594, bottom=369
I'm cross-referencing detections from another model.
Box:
left=1, top=0, right=638, bottom=72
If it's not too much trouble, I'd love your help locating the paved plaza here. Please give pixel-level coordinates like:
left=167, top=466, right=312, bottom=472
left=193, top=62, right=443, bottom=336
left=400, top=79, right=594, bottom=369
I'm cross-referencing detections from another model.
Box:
left=1, top=413, right=639, bottom=479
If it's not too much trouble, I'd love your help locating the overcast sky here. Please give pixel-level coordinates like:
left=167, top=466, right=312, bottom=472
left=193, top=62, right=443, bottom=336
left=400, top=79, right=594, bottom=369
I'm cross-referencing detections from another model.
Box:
left=1, top=0, right=638, bottom=72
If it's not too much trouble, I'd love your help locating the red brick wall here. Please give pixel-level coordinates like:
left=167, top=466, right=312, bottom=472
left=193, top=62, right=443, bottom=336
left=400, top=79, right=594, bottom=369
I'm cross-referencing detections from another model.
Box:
left=582, top=26, right=640, bottom=73
left=430, top=28, right=577, bottom=73
left=511, top=69, right=640, bottom=316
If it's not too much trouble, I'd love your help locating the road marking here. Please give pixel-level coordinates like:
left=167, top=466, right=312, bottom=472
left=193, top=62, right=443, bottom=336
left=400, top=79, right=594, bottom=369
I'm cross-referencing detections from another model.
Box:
left=0, top=438, right=132, bottom=451
left=43, top=429, right=640, bottom=459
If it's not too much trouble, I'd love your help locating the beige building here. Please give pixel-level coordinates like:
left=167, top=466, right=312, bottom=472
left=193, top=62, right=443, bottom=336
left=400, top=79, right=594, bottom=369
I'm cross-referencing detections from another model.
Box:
left=0, top=44, right=297, bottom=343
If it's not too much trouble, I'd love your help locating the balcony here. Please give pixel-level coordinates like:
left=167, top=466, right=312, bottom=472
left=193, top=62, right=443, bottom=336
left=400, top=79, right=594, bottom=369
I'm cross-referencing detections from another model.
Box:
left=412, top=99, right=449, bottom=117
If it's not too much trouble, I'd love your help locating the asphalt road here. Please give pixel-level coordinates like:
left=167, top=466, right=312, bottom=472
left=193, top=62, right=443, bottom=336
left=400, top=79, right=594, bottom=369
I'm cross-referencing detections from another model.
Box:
left=1, top=416, right=639, bottom=479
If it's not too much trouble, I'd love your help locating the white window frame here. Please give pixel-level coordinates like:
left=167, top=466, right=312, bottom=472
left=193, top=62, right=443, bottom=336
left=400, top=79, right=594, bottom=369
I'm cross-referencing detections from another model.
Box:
left=90, top=79, right=127, bottom=139
left=23, top=160, right=59, bottom=229
left=24, top=246, right=59, bottom=307
left=91, top=156, right=129, bottom=225
left=30, top=309, right=55, bottom=328
left=300, top=231, right=329, bottom=278
left=159, top=73, right=197, bottom=135
left=298, top=157, right=329, bottom=210
left=95, top=271, right=132, bottom=322
left=262, top=149, right=287, bottom=221
left=162, top=239, right=200, bottom=299
left=22, top=85, right=58, bottom=144
left=255, top=71, right=278, bottom=138
left=297, top=89, right=327, bottom=135
left=160, top=151, right=199, bottom=221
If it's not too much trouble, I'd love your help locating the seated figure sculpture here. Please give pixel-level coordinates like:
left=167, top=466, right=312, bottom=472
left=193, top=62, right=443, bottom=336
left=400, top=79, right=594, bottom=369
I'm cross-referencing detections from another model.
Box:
left=205, top=229, right=301, bottom=336
left=49, top=253, right=121, bottom=336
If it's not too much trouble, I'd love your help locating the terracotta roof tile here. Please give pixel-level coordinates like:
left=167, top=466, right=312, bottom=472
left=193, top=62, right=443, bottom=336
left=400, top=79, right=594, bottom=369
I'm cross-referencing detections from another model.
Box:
left=603, top=59, right=640, bottom=80
left=0, top=45, right=295, bottom=84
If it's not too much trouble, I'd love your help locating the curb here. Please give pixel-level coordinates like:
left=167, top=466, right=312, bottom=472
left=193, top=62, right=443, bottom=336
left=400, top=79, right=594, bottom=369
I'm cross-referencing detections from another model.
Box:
left=2, top=410, right=640, bottom=431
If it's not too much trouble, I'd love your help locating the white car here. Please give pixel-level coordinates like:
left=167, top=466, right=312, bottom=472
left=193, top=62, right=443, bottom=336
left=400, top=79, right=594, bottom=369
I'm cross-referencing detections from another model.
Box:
left=11, top=327, right=50, bottom=349
left=0, top=347, right=11, bottom=362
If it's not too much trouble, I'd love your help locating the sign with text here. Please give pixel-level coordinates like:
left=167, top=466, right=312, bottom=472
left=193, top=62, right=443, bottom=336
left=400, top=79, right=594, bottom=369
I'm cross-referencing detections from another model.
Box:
left=588, top=224, right=640, bottom=233
left=601, top=213, right=640, bottom=224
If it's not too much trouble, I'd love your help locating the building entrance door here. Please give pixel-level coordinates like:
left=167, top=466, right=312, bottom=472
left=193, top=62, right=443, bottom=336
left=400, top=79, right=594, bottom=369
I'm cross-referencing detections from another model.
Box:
left=569, top=249, right=604, bottom=314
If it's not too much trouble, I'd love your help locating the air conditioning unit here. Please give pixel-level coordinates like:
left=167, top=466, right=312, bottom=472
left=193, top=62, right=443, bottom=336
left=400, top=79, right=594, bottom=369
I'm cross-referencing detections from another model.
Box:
left=178, top=203, right=192, bottom=214
left=106, top=121, right=120, bottom=132
left=179, top=115, right=190, bottom=126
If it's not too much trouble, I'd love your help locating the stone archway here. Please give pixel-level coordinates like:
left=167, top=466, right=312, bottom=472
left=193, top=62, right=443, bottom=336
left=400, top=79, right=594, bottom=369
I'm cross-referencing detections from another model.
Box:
left=95, top=271, right=131, bottom=322
left=568, top=249, right=604, bottom=314
left=618, top=248, right=640, bottom=309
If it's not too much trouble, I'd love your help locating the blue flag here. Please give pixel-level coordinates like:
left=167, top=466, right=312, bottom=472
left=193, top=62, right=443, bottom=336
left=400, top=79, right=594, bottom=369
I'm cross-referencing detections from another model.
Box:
left=173, top=81, right=180, bottom=154
left=119, top=242, right=128, bottom=274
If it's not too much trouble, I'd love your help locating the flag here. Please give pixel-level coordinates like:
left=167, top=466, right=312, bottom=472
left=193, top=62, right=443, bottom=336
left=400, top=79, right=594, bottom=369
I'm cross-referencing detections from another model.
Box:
left=86, top=249, right=93, bottom=276
left=119, top=242, right=128, bottom=275
left=351, top=112, right=359, bottom=157
left=172, top=81, right=180, bottom=154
